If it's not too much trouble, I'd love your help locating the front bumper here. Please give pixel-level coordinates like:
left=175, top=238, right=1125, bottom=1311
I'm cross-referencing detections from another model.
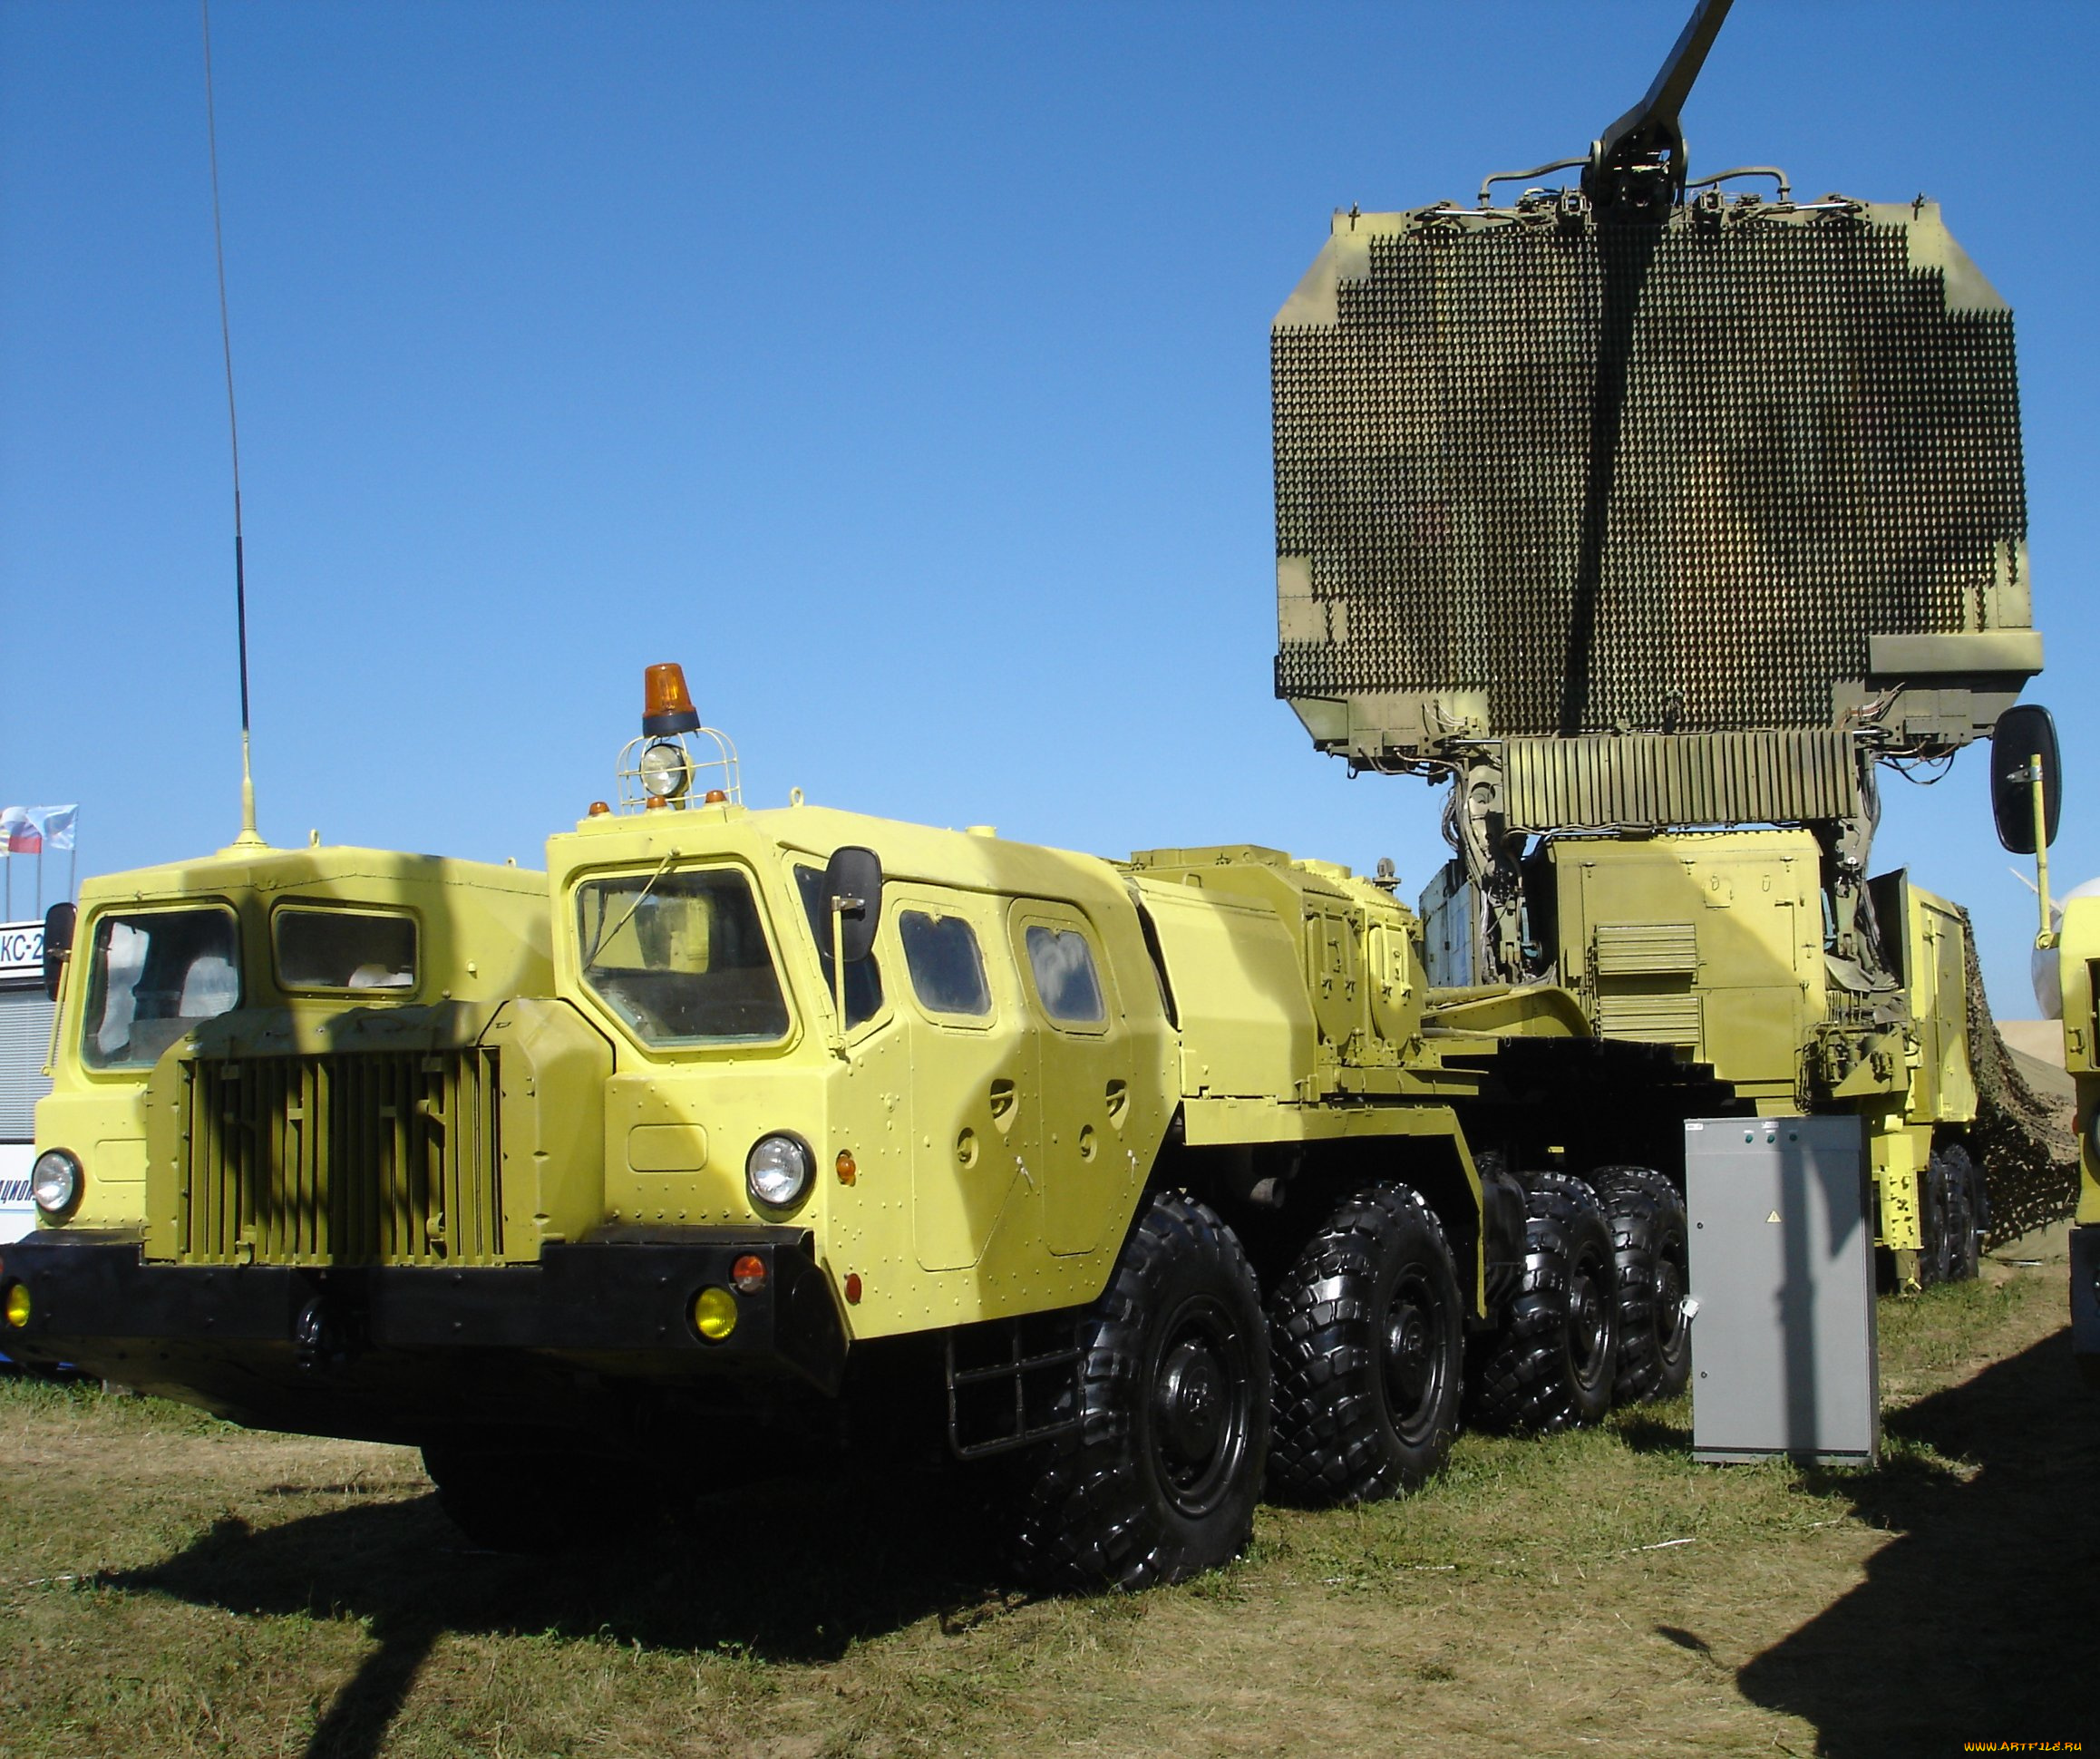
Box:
left=0, top=1230, right=849, bottom=1407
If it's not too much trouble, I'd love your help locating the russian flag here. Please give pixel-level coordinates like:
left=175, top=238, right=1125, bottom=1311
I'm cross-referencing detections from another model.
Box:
left=0, top=805, right=77, bottom=854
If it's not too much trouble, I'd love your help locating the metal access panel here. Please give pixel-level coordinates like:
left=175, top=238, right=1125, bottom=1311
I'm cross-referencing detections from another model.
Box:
left=1416, top=860, right=1475, bottom=987
left=1684, top=1113, right=1878, bottom=1466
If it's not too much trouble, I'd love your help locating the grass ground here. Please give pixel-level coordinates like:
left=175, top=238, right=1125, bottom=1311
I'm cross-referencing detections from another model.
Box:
left=3, top=1231, right=2095, bottom=1759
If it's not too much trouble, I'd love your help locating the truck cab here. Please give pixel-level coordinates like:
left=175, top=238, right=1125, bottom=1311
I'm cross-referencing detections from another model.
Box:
left=32, top=843, right=550, bottom=1244
left=546, top=794, right=1179, bottom=1339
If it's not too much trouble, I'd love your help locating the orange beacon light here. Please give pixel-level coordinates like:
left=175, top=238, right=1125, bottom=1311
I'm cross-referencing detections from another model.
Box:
left=643, top=663, right=701, bottom=735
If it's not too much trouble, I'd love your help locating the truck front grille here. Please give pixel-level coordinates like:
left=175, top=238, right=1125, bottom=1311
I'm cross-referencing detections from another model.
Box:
left=175, top=1050, right=504, bottom=1265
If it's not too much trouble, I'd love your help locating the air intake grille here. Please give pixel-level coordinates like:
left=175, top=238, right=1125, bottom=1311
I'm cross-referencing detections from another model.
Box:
left=176, top=1050, right=504, bottom=1266
left=1502, top=730, right=1860, bottom=831
left=1273, top=209, right=2027, bottom=738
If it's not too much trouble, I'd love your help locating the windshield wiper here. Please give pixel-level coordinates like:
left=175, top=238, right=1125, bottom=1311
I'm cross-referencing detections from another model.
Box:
left=582, top=847, right=680, bottom=967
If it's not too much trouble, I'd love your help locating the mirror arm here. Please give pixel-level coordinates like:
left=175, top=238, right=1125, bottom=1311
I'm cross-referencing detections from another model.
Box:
left=42, top=901, right=76, bottom=1004
left=2032, top=754, right=2056, bottom=950
left=829, top=892, right=864, bottom=1056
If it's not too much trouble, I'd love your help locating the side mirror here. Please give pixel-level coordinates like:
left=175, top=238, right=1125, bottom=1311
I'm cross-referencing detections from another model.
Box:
left=1991, top=704, right=2062, bottom=854
left=821, top=846, right=882, bottom=964
left=43, top=900, right=75, bottom=1003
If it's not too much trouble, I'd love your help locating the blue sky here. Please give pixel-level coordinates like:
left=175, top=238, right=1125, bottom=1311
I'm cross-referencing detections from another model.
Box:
left=3, top=1, right=2095, bottom=1017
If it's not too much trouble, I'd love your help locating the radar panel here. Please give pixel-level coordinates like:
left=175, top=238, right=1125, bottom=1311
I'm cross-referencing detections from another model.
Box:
left=1272, top=200, right=2032, bottom=759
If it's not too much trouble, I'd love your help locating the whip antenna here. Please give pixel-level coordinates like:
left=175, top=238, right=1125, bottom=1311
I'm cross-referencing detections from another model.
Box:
left=202, top=0, right=264, bottom=849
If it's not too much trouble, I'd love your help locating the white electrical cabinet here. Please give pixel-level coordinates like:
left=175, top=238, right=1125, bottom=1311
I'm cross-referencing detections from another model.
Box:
left=1684, top=1113, right=1879, bottom=1467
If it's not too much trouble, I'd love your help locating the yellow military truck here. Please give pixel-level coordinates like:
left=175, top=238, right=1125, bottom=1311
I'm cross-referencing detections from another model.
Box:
left=2056, top=896, right=2100, bottom=1384
left=5, top=667, right=1754, bottom=1587
left=5, top=0, right=2058, bottom=1587
left=1991, top=705, right=2100, bottom=1383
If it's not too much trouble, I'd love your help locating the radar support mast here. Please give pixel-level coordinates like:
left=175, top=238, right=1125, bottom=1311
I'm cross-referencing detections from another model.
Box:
left=1582, top=0, right=1734, bottom=212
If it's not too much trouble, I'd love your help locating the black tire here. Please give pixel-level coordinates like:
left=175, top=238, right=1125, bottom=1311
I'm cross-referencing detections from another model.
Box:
left=1012, top=1190, right=1269, bottom=1591
left=1465, top=1171, right=1619, bottom=1433
left=1968, top=1148, right=1992, bottom=1254
left=1266, top=1181, right=1463, bottom=1506
left=1594, top=1166, right=1692, bottom=1404
left=1937, top=1142, right=1983, bottom=1282
left=421, top=1440, right=625, bottom=1552
left=1919, top=1151, right=1954, bottom=1288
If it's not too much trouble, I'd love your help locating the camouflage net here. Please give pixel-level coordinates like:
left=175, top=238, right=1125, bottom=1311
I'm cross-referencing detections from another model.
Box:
left=1959, top=907, right=2079, bottom=1246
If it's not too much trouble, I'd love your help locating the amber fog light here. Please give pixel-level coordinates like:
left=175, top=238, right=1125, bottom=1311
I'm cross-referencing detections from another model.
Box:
left=3, top=1284, right=30, bottom=1329
left=693, top=1286, right=738, bottom=1341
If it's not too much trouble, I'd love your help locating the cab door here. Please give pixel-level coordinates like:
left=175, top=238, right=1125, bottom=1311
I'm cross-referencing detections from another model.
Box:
left=895, top=888, right=1032, bottom=1271
left=1009, top=899, right=1134, bottom=1258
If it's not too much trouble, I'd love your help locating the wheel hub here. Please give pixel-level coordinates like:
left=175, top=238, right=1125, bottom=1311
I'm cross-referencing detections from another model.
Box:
left=1155, top=1336, right=1227, bottom=1465
left=1570, top=1270, right=1609, bottom=1379
left=1383, top=1285, right=1435, bottom=1414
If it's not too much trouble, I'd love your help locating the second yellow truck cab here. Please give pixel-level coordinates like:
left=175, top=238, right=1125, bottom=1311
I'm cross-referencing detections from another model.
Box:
left=2056, top=896, right=2100, bottom=1384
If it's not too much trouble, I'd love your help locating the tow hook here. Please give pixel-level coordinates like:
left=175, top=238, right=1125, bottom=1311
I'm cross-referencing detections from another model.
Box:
left=294, top=1290, right=364, bottom=1373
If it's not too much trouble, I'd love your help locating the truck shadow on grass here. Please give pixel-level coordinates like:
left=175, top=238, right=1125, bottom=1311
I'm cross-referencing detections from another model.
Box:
left=1734, top=1327, right=2100, bottom=1753
left=106, top=1459, right=1010, bottom=1759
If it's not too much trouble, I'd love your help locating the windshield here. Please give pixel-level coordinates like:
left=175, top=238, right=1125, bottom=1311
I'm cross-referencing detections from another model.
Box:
left=82, top=907, right=242, bottom=1071
left=275, top=906, right=417, bottom=992
left=576, top=867, right=789, bottom=1045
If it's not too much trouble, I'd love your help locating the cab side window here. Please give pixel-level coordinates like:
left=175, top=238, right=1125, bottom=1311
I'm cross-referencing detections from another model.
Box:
left=900, top=910, right=992, bottom=1018
left=1025, top=924, right=1105, bottom=1026
left=793, top=863, right=884, bottom=1030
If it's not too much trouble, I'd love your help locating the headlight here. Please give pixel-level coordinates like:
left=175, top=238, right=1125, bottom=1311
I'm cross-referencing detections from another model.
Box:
left=638, top=740, right=691, bottom=800
left=30, top=1149, right=80, bottom=1217
left=746, top=1133, right=814, bottom=1210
